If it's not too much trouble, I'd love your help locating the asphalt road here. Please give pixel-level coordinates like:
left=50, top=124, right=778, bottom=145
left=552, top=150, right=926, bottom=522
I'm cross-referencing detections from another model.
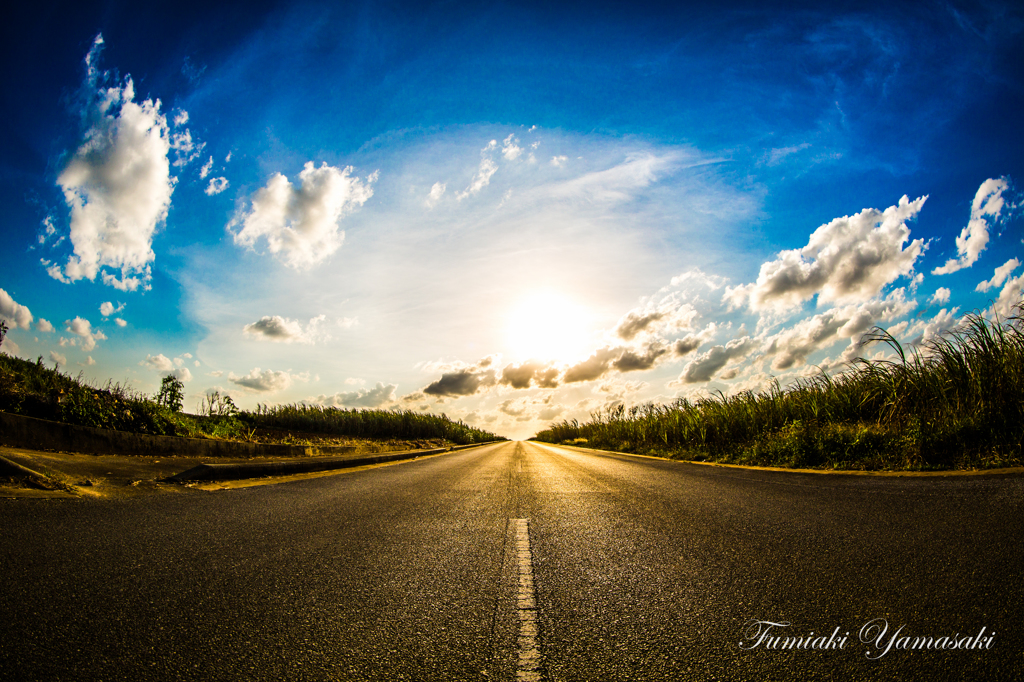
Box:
left=2, top=441, right=1022, bottom=680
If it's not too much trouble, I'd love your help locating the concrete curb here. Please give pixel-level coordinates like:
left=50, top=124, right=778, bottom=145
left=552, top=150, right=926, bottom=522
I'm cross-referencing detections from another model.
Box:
left=166, top=441, right=499, bottom=482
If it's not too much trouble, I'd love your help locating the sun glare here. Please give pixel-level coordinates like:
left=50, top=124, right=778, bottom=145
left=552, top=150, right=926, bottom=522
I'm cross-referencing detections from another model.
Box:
left=505, top=291, right=594, bottom=364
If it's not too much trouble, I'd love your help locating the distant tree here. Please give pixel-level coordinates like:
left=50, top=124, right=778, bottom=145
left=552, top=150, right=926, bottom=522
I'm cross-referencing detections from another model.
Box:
left=0, top=320, right=8, bottom=349
left=199, top=390, right=239, bottom=417
left=156, top=375, right=185, bottom=412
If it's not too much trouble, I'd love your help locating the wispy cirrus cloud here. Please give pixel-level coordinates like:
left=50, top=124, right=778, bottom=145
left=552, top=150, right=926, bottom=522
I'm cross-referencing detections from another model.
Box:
left=543, top=151, right=680, bottom=204
left=456, top=140, right=499, bottom=200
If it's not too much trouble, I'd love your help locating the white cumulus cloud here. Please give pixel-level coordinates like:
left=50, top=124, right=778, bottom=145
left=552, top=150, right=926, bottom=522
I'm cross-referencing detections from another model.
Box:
left=143, top=353, right=174, bottom=372
left=65, top=317, right=105, bottom=352
left=170, top=367, right=193, bottom=382
left=501, top=134, right=522, bottom=161
left=170, top=126, right=204, bottom=167
left=0, top=289, right=33, bottom=329
left=99, top=301, right=124, bottom=317
left=931, top=287, right=952, bottom=304
left=677, top=336, right=757, bottom=384
left=243, top=314, right=328, bottom=344
left=49, top=35, right=177, bottom=292
left=904, top=307, right=961, bottom=347
left=313, top=382, right=398, bottom=408
left=229, top=161, right=376, bottom=269
left=425, top=181, right=446, bottom=207
left=228, top=367, right=294, bottom=393
left=205, top=177, right=229, bottom=196
left=976, top=258, right=1020, bottom=293
left=993, top=275, right=1024, bottom=318
left=726, top=194, right=927, bottom=312
left=933, top=178, right=1010, bottom=275
left=761, top=291, right=916, bottom=371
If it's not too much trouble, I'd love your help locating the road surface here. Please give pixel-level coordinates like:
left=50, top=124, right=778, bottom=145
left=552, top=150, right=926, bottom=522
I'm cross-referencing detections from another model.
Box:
left=2, top=441, right=1022, bottom=680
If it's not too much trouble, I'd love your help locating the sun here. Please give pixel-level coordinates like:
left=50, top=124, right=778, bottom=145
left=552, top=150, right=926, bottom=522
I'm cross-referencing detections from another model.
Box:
left=505, top=291, right=594, bottom=364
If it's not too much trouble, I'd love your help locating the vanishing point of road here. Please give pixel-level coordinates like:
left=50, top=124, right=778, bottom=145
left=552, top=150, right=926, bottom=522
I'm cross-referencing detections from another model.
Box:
left=2, top=441, right=1022, bottom=680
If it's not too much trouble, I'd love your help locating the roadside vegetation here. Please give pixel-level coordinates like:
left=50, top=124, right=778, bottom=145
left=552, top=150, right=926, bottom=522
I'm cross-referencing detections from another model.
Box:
left=0, top=327, right=503, bottom=449
left=246, top=403, right=502, bottom=445
left=534, top=306, right=1024, bottom=471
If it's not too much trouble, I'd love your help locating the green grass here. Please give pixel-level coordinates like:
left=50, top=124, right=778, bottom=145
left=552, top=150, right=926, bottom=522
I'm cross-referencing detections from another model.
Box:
left=533, top=304, right=1024, bottom=471
left=0, top=354, right=504, bottom=447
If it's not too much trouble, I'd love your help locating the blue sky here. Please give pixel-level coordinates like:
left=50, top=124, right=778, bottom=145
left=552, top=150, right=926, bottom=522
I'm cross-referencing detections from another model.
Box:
left=2, top=0, right=1022, bottom=438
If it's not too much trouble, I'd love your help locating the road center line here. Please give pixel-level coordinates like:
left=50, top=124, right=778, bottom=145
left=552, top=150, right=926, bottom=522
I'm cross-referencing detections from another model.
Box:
left=514, top=518, right=542, bottom=681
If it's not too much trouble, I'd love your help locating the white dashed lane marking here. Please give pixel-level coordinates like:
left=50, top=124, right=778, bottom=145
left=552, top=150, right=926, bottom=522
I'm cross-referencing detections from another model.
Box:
left=514, top=518, right=542, bottom=681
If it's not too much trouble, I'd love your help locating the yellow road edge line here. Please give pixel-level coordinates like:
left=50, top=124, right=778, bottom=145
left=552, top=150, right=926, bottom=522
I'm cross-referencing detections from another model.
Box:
left=189, top=448, right=464, bottom=490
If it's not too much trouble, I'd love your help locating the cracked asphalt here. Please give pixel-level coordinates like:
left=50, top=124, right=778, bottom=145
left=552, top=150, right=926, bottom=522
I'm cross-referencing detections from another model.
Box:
left=2, top=441, right=1022, bottom=680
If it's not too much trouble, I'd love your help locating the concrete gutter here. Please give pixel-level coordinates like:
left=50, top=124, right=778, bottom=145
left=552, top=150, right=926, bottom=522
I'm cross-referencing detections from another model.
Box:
left=0, top=455, right=49, bottom=479
left=165, top=441, right=499, bottom=482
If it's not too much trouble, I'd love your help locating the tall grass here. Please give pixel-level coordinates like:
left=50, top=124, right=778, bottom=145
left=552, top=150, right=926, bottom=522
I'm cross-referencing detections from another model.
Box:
left=246, top=403, right=503, bottom=445
left=0, top=353, right=503, bottom=446
left=534, top=305, right=1024, bottom=470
